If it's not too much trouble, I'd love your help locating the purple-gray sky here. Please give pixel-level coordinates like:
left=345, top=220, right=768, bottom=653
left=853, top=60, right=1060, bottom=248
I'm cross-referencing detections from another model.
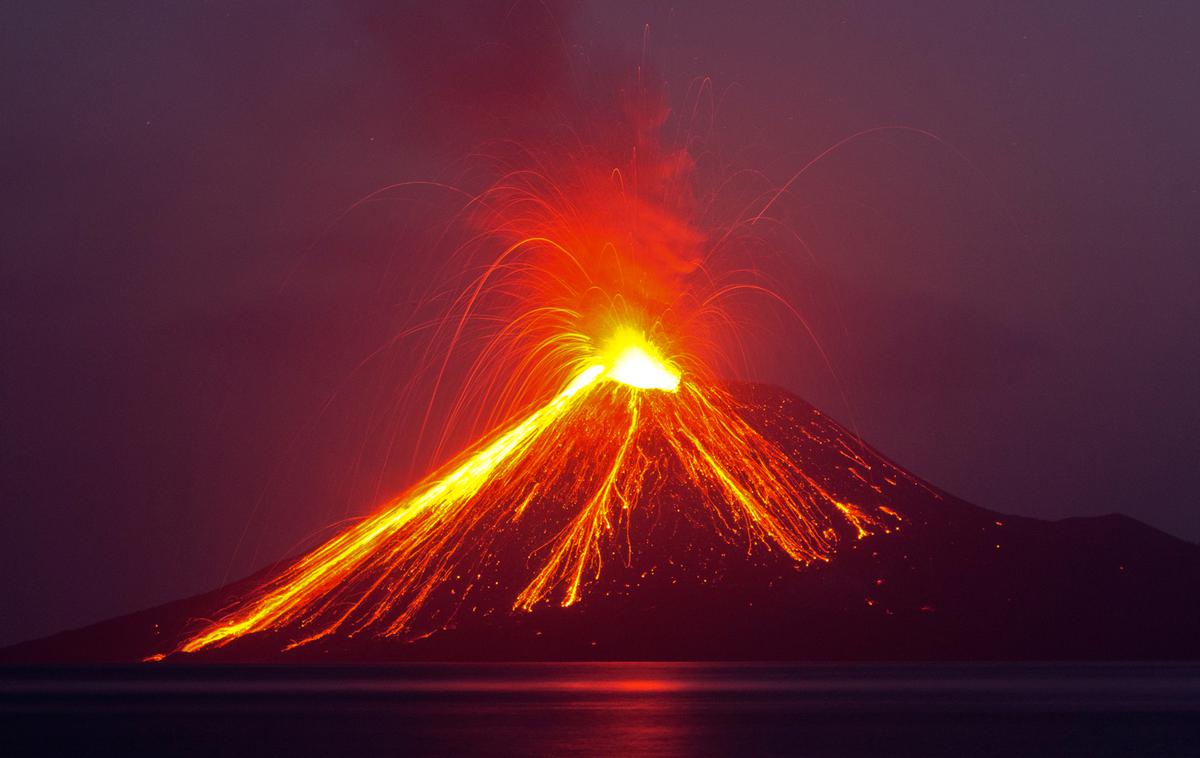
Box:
left=2, top=1, right=1197, bottom=646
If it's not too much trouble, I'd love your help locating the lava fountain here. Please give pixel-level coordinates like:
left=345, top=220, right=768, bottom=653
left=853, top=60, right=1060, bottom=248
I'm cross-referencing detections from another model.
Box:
left=159, top=80, right=903, bottom=659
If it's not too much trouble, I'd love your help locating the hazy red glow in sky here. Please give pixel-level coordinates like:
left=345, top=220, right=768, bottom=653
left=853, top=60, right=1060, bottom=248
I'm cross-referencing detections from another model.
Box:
left=1, top=1, right=1197, bottom=645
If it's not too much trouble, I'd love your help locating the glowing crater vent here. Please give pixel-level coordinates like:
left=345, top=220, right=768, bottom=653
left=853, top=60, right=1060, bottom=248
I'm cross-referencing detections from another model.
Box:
left=601, top=330, right=680, bottom=391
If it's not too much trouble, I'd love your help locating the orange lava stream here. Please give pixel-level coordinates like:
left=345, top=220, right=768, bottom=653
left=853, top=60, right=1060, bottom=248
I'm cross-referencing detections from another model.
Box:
left=171, top=353, right=896, bottom=656
left=179, top=364, right=605, bottom=653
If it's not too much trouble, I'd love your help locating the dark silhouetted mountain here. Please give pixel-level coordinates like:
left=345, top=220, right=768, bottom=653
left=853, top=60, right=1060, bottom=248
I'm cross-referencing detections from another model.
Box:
left=4, top=384, right=1197, bottom=663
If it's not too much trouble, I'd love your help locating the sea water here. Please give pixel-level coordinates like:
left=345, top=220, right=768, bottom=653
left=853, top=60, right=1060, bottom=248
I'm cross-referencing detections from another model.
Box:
left=1, top=662, right=1197, bottom=756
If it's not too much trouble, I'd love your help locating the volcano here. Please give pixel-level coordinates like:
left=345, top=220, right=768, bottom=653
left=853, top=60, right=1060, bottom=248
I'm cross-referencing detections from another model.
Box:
left=5, top=381, right=1198, bottom=664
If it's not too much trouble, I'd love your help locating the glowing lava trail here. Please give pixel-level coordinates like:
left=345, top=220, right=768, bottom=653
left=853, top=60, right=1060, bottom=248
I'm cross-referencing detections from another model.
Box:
left=175, top=335, right=898, bottom=655
left=163, top=81, right=907, bottom=658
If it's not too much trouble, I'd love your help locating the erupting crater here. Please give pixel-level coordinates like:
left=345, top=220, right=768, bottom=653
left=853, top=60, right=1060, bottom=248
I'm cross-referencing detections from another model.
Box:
left=600, top=330, right=681, bottom=392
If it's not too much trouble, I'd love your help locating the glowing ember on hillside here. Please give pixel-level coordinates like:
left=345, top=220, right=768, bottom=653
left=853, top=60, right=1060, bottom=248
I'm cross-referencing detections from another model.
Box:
left=159, top=80, right=907, bottom=659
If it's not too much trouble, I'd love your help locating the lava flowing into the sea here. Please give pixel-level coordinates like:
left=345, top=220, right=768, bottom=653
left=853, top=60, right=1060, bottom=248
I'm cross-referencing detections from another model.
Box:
left=164, top=82, right=904, bottom=658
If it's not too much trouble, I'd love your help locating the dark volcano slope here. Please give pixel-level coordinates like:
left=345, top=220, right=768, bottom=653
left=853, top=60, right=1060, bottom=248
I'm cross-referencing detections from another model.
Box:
left=5, top=385, right=1198, bottom=663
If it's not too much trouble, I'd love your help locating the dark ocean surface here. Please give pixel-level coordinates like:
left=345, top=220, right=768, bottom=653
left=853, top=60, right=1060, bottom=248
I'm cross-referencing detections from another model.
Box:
left=2, top=663, right=1197, bottom=756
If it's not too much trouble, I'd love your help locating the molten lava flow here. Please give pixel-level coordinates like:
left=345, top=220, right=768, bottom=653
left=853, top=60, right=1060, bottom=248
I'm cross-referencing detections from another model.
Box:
left=170, top=332, right=901, bottom=656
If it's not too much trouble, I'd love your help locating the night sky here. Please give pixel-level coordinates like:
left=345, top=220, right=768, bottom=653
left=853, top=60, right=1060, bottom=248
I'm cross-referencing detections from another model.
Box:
left=2, top=1, right=1197, bottom=646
